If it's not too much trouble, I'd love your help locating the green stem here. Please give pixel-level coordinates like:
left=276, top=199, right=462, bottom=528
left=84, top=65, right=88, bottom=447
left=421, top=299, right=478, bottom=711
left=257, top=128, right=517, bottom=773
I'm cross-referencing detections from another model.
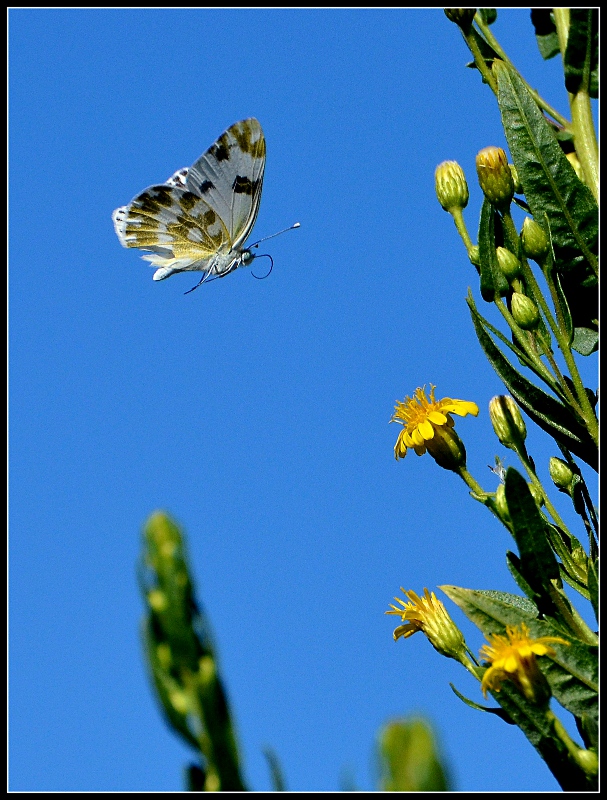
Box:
left=451, top=207, right=474, bottom=251
left=475, top=15, right=570, bottom=129
left=459, top=23, right=498, bottom=93
left=549, top=709, right=598, bottom=776
left=502, top=213, right=599, bottom=447
left=553, top=8, right=599, bottom=201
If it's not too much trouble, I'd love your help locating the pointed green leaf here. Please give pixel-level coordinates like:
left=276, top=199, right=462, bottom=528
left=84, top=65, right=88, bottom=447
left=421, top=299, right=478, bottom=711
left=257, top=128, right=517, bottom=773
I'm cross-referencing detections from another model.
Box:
left=530, top=9, right=560, bottom=60
left=564, top=9, right=598, bottom=98
left=586, top=557, right=598, bottom=623
left=505, top=468, right=560, bottom=614
left=505, top=550, right=537, bottom=603
left=467, top=298, right=597, bottom=469
left=449, top=683, right=514, bottom=722
left=494, top=60, right=598, bottom=277
left=478, top=198, right=510, bottom=300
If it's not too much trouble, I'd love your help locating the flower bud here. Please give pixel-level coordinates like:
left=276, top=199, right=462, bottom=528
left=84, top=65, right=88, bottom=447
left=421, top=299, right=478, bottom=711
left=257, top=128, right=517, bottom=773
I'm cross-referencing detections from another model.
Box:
left=468, top=245, right=480, bottom=266
left=489, top=395, right=527, bottom=451
left=510, top=164, right=523, bottom=193
left=496, top=246, right=521, bottom=280
left=527, top=482, right=545, bottom=507
left=511, top=291, right=540, bottom=330
left=494, top=483, right=510, bottom=522
left=549, top=457, right=575, bottom=493
left=521, top=217, right=550, bottom=261
left=476, top=146, right=515, bottom=209
left=566, top=151, right=585, bottom=182
left=444, top=8, right=477, bottom=28
left=424, top=425, right=467, bottom=472
left=435, top=160, right=469, bottom=212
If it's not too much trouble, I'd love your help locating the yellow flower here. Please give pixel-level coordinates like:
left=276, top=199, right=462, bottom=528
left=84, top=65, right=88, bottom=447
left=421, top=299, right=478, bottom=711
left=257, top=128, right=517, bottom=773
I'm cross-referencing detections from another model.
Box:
left=480, top=623, right=569, bottom=703
left=391, top=385, right=479, bottom=461
left=386, top=588, right=466, bottom=660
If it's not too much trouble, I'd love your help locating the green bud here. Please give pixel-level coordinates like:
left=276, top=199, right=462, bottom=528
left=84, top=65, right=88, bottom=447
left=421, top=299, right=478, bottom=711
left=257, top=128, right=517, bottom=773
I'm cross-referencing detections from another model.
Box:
left=424, top=425, right=467, bottom=472
left=494, top=483, right=510, bottom=522
left=489, top=395, right=527, bottom=451
left=566, top=151, right=585, bottom=182
left=496, top=246, right=521, bottom=280
left=521, top=217, right=550, bottom=261
left=510, top=164, right=523, bottom=193
left=435, top=160, right=469, bottom=212
left=444, top=8, right=477, bottom=29
left=511, top=291, right=540, bottom=330
left=549, top=457, right=575, bottom=493
left=468, top=245, right=480, bottom=266
left=527, top=482, right=545, bottom=508
left=476, top=146, right=514, bottom=209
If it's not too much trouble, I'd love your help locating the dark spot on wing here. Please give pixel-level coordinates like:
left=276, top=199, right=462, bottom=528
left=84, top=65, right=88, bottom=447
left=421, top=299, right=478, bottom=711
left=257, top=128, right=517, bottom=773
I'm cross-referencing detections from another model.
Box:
left=199, top=180, right=214, bottom=194
left=210, top=137, right=230, bottom=161
left=232, top=175, right=257, bottom=195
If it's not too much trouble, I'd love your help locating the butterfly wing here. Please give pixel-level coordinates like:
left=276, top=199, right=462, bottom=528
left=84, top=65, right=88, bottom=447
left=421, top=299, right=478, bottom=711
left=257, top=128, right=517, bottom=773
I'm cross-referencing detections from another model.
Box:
left=112, top=183, right=232, bottom=281
left=185, top=118, right=266, bottom=250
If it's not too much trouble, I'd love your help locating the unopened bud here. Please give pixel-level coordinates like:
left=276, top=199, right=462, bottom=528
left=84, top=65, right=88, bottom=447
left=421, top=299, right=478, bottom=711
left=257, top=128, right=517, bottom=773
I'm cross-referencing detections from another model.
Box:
left=489, top=395, right=527, bottom=451
left=511, top=291, right=540, bottom=330
left=510, top=164, right=523, bottom=193
left=566, top=151, right=585, bottom=182
left=549, top=457, right=575, bottom=494
left=521, top=217, right=550, bottom=261
left=494, top=483, right=510, bottom=522
left=424, top=425, right=467, bottom=472
left=527, top=482, right=545, bottom=508
left=496, top=246, right=521, bottom=280
left=444, top=9, right=477, bottom=29
left=476, top=147, right=515, bottom=209
left=435, top=160, right=469, bottom=212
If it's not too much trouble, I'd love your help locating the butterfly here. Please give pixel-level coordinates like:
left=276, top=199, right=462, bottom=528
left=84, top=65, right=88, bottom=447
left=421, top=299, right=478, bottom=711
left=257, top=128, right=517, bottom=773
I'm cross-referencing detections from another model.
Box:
left=113, top=118, right=272, bottom=292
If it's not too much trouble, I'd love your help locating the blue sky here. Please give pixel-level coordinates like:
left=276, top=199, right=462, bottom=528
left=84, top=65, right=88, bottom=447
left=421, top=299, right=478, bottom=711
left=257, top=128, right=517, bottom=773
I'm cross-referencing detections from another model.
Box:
left=10, top=8, right=597, bottom=792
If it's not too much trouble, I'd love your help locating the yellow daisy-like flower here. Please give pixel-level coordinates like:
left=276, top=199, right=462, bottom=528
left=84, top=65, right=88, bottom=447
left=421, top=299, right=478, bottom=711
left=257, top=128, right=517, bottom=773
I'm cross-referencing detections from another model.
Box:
left=386, top=588, right=466, bottom=661
left=480, top=623, right=569, bottom=703
left=391, top=385, right=479, bottom=460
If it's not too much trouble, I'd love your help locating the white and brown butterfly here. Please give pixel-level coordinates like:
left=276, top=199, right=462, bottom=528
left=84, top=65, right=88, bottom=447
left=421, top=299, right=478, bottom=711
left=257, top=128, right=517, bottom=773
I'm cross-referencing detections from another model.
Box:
left=112, top=118, right=296, bottom=293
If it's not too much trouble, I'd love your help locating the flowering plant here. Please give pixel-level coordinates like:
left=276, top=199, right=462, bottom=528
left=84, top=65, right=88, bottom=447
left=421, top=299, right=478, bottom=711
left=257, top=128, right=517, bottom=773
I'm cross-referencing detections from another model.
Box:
left=388, top=9, right=597, bottom=791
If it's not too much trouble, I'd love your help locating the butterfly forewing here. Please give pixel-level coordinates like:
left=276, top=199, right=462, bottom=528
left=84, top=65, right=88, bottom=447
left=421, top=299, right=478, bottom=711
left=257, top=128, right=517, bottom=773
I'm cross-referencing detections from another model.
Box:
left=186, top=118, right=265, bottom=249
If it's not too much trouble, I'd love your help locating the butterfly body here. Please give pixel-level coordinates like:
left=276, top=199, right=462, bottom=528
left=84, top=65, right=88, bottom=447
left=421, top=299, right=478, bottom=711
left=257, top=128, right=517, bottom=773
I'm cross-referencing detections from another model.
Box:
left=112, top=118, right=266, bottom=285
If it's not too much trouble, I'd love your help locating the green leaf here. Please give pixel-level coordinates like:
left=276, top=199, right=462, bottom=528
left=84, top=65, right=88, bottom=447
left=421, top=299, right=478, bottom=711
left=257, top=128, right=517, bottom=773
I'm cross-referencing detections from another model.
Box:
left=505, top=468, right=560, bottom=614
left=505, top=551, right=537, bottom=603
left=478, top=199, right=510, bottom=301
left=530, top=9, right=560, bottom=60
left=486, top=682, right=596, bottom=791
left=467, top=296, right=598, bottom=470
left=449, top=683, right=514, bottom=723
left=377, top=717, right=450, bottom=792
left=571, top=326, right=598, bottom=356
left=564, top=9, right=598, bottom=98
left=440, top=585, right=540, bottom=636
left=586, top=557, right=598, bottom=622
left=494, top=60, right=598, bottom=278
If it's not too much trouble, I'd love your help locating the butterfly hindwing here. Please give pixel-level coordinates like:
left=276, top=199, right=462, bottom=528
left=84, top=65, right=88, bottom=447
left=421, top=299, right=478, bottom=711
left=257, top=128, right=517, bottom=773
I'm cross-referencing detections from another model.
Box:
left=112, top=118, right=266, bottom=283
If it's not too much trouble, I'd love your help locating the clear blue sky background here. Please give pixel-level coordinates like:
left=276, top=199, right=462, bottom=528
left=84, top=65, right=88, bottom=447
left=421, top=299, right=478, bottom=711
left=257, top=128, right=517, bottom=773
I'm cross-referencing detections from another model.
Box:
left=10, top=8, right=597, bottom=793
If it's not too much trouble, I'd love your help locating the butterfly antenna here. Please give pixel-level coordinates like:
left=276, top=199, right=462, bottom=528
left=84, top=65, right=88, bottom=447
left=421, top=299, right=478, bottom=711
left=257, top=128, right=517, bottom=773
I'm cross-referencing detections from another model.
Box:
left=251, top=254, right=274, bottom=280
left=249, top=222, right=300, bottom=250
